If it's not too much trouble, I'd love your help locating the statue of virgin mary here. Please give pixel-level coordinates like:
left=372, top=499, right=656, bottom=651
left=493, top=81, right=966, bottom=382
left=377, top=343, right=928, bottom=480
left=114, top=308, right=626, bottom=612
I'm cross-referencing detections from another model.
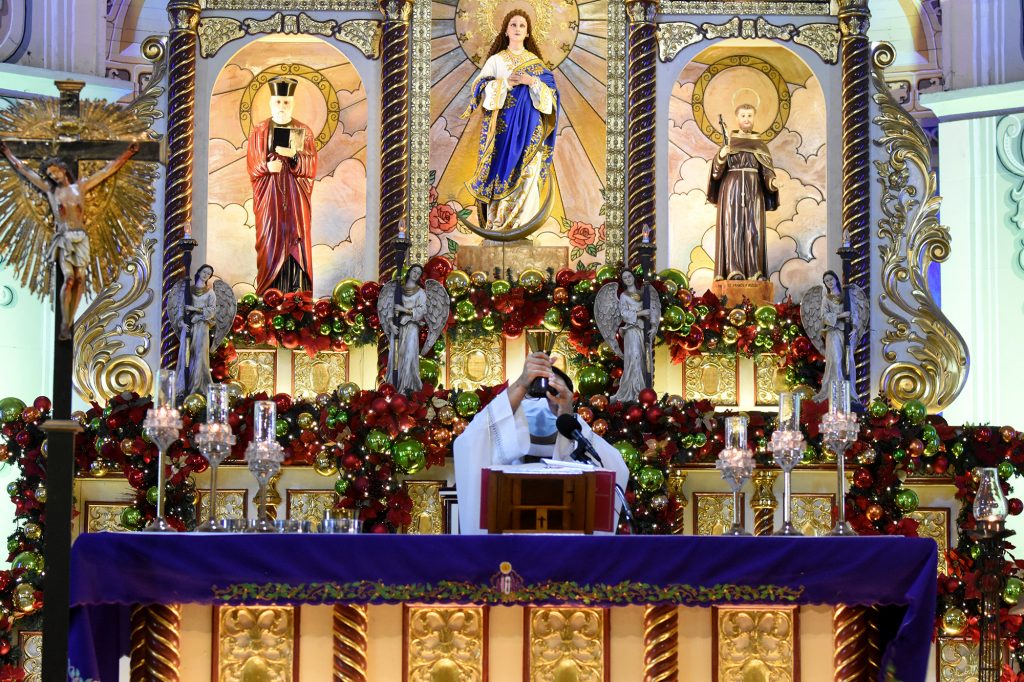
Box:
left=462, top=9, right=559, bottom=240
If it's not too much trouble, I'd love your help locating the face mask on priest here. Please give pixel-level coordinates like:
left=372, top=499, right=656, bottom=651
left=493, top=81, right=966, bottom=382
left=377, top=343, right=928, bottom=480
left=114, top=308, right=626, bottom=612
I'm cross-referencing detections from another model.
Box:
left=522, top=397, right=558, bottom=437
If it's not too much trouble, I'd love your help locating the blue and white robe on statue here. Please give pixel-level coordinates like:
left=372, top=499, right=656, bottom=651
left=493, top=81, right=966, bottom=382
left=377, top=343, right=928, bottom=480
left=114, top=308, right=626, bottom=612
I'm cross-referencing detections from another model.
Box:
left=453, top=391, right=630, bottom=534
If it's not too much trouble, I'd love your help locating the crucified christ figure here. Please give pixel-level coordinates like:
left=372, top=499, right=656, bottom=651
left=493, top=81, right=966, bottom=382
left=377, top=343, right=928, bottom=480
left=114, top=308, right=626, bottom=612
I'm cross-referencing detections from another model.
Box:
left=0, top=140, right=139, bottom=339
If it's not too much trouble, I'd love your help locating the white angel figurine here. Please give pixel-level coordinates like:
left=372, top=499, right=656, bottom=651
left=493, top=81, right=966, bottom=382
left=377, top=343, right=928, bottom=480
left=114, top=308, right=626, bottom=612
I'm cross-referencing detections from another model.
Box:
left=595, top=270, right=661, bottom=403
left=167, top=264, right=237, bottom=398
left=378, top=264, right=450, bottom=394
left=800, top=269, right=869, bottom=403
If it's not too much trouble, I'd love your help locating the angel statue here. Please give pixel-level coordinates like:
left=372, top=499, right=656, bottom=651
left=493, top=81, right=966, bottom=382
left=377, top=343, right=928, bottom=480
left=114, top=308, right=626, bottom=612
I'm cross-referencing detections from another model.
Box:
left=378, top=264, right=450, bottom=394
left=595, top=270, right=662, bottom=403
left=0, top=140, right=139, bottom=339
left=168, top=264, right=236, bottom=398
left=800, top=270, right=869, bottom=403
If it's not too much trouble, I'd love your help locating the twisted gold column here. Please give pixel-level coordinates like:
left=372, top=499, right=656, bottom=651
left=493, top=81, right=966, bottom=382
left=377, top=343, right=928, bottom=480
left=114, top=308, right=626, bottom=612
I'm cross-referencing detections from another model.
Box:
left=751, top=470, right=778, bottom=537
left=333, top=604, right=369, bottom=682
left=145, top=603, right=181, bottom=682
left=838, top=0, right=871, bottom=401
left=643, top=605, right=678, bottom=682
left=625, top=0, right=657, bottom=267
left=161, top=1, right=200, bottom=368
left=378, top=0, right=413, bottom=280
left=666, top=467, right=688, bottom=534
left=833, top=604, right=868, bottom=682
left=866, top=605, right=881, bottom=680
left=129, top=605, right=147, bottom=682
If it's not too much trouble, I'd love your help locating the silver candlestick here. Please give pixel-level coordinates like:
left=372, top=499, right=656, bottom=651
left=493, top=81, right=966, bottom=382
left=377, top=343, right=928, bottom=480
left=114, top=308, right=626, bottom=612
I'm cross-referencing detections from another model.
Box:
left=770, top=391, right=806, bottom=536
left=142, top=369, right=183, bottom=532
left=716, top=416, right=754, bottom=536
left=245, top=400, right=285, bottom=533
left=822, top=381, right=860, bottom=536
left=194, top=383, right=236, bottom=532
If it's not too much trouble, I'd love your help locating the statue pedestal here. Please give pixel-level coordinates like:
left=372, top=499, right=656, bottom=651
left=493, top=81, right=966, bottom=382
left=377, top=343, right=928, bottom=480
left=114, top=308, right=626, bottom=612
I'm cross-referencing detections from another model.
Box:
left=457, top=241, right=568, bottom=279
left=711, top=279, right=775, bottom=305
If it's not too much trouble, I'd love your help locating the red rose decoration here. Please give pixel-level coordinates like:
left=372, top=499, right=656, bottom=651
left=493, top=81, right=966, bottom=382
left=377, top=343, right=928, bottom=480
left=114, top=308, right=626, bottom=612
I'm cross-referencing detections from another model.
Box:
left=429, top=202, right=458, bottom=234
left=567, top=221, right=596, bottom=248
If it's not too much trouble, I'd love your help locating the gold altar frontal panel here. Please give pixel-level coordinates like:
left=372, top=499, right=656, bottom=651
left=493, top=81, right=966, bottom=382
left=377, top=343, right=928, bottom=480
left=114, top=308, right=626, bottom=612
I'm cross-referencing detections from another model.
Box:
left=754, top=353, right=786, bottom=407
left=198, top=489, right=249, bottom=522
left=448, top=334, right=505, bottom=392
left=19, top=630, right=41, bottom=682
left=286, top=489, right=338, bottom=524
left=790, top=493, right=834, bottom=537
left=694, top=492, right=746, bottom=536
left=526, top=607, right=609, bottom=681
left=713, top=606, right=798, bottom=682
left=937, top=637, right=978, bottom=682
left=404, top=605, right=487, bottom=681
left=229, top=347, right=277, bottom=397
left=683, top=354, right=739, bottom=406
left=908, top=506, right=951, bottom=575
left=214, top=605, right=299, bottom=682
left=83, top=501, right=131, bottom=533
left=292, top=350, right=349, bottom=400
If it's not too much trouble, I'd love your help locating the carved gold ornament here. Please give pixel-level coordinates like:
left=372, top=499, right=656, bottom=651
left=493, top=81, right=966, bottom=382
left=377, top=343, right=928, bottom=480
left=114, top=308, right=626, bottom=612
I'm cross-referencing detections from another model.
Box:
left=659, top=1, right=832, bottom=14
left=695, top=492, right=743, bottom=536
left=870, top=43, right=968, bottom=411
left=73, top=239, right=156, bottom=402
left=19, top=631, right=41, bottom=682
left=409, top=0, right=432, bottom=264
left=938, top=638, right=979, bottom=682
left=907, top=507, right=949, bottom=575
left=448, top=334, right=504, bottom=391
left=528, top=607, right=606, bottom=681
left=85, top=502, right=131, bottom=533
left=287, top=490, right=337, bottom=523
left=605, top=0, right=626, bottom=266
left=229, top=347, right=276, bottom=396
left=716, top=606, right=796, bottom=681
left=406, top=606, right=485, bottom=681
left=404, top=481, right=444, bottom=534
left=216, top=606, right=296, bottom=682
left=202, top=0, right=377, bottom=9
left=684, top=353, right=737, bottom=405
left=199, top=489, right=248, bottom=521
left=199, top=12, right=382, bottom=59
left=791, top=493, right=833, bottom=536
left=293, top=350, right=349, bottom=399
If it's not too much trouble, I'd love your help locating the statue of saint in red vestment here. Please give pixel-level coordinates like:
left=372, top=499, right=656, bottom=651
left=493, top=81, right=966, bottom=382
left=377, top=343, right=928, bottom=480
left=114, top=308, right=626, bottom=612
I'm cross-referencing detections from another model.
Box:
left=247, top=76, right=317, bottom=294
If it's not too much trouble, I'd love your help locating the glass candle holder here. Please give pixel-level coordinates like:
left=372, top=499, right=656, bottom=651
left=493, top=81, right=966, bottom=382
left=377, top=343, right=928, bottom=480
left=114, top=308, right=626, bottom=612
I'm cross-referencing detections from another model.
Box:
left=195, top=383, right=236, bottom=532
left=828, top=379, right=850, bottom=415
left=771, top=392, right=805, bottom=536
left=974, top=467, right=1008, bottom=530
left=724, top=415, right=748, bottom=451
left=143, top=369, right=182, bottom=532
left=252, top=400, right=276, bottom=443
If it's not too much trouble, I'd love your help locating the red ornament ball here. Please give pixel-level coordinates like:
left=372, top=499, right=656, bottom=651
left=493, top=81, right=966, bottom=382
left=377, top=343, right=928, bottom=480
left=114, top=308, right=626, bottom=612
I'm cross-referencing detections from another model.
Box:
left=1011, top=498, right=1024, bottom=516
left=638, top=388, right=658, bottom=406
left=273, top=394, right=293, bottom=413
left=853, top=468, right=873, bottom=488
left=281, top=330, right=300, bottom=349
left=313, top=299, right=333, bottom=319
left=625, top=405, right=643, bottom=423
left=33, top=396, right=51, bottom=412
left=359, top=281, right=381, bottom=301
left=343, top=454, right=362, bottom=470
left=570, top=305, right=590, bottom=328
left=263, top=288, right=284, bottom=308
left=424, top=256, right=454, bottom=281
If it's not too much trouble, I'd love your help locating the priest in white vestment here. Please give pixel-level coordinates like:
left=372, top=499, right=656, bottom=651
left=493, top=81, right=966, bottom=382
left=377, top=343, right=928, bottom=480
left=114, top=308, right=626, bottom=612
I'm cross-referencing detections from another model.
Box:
left=453, top=352, right=631, bottom=534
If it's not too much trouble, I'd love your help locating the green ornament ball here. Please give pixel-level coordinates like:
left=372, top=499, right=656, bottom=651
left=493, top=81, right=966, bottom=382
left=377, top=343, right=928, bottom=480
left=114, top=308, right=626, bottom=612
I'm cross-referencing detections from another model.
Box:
left=542, top=307, right=564, bottom=332
left=577, top=365, right=610, bottom=398
left=951, top=441, right=965, bottom=457
left=120, top=506, right=142, bottom=529
left=336, top=382, right=360, bottom=404
left=331, top=319, right=346, bottom=334
left=454, top=391, right=481, bottom=418
left=998, top=460, right=1016, bottom=480
left=901, top=399, right=927, bottom=425
left=11, top=551, right=42, bottom=574
left=573, top=279, right=594, bottom=295
left=692, top=433, right=708, bottom=448
left=892, top=448, right=908, bottom=464
left=614, top=441, right=641, bottom=473
left=283, top=317, right=296, bottom=331
left=275, top=419, right=290, bottom=438
left=637, top=466, right=665, bottom=493
left=1004, top=576, right=1024, bottom=605
left=6, top=538, right=18, bottom=553
left=271, top=314, right=285, bottom=330
left=334, top=477, right=350, bottom=495
left=595, top=265, right=618, bottom=284
left=894, top=488, right=919, bottom=512
left=481, top=314, right=498, bottom=333
left=365, top=429, right=391, bottom=454
left=455, top=299, right=477, bottom=322
left=6, top=482, right=18, bottom=497
left=657, top=268, right=689, bottom=289
left=0, top=397, right=26, bottom=424
left=754, top=305, right=778, bottom=328
left=332, top=281, right=359, bottom=311
left=391, top=439, right=426, bottom=475
left=921, top=424, right=938, bottom=441
left=433, top=338, right=446, bottom=354
left=872, top=395, right=888, bottom=417
left=319, top=323, right=332, bottom=336
left=490, top=279, right=511, bottom=296
left=662, top=305, right=685, bottom=331
left=419, top=357, right=440, bottom=386
left=240, top=293, right=259, bottom=307
left=969, top=544, right=982, bottom=560
left=146, top=485, right=159, bottom=506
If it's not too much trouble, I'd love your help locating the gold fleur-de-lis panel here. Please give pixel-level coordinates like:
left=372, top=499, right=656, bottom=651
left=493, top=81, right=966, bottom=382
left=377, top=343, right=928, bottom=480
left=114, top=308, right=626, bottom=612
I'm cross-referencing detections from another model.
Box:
left=938, top=638, right=979, bottom=682
left=695, top=493, right=745, bottom=536
left=791, top=494, right=834, bottom=537
left=287, top=490, right=338, bottom=523
left=907, top=507, right=950, bottom=574
left=715, top=606, right=796, bottom=682
left=405, top=606, right=485, bottom=682
left=198, top=489, right=248, bottom=521
left=216, top=606, right=295, bottom=682
left=754, top=353, right=786, bottom=406
left=528, top=607, right=606, bottom=681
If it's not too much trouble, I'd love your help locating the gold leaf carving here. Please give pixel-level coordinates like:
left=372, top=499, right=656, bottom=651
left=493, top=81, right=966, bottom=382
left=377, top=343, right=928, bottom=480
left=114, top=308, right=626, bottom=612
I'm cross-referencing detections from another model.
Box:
left=448, top=335, right=504, bottom=391
left=404, top=481, right=443, bottom=535
left=684, top=353, right=737, bottom=405
left=790, top=493, right=833, bottom=536
left=336, top=20, right=383, bottom=59
left=907, top=507, right=949, bottom=574
left=657, top=22, right=702, bottom=62
left=74, top=238, right=156, bottom=402
left=695, top=493, right=743, bottom=536
left=199, top=489, right=248, bottom=521
left=794, top=22, right=841, bottom=64
left=217, top=606, right=295, bottom=682
left=85, top=503, right=130, bottom=533
left=229, top=347, right=276, bottom=396
left=293, top=350, right=348, bottom=400
left=716, top=607, right=796, bottom=681
left=202, top=0, right=378, bottom=9
left=604, top=0, right=626, bottom=266
left=528, top=607, right=605, bottom=681
left=406, top=606, right=484, bottom=681
left=19, top=631, right=41, bottom=682
left=938, top=638, right=979, bottom=682
left=659, top=1, right=832, bottom=14
left=754, top=353, right=786, bottom=406
left=197, top=17, right=244, bottom=58
left=871, top=43, right=969, bottom=411
left=287, top=490, right=337, bottom=523
left=409, top=0, right=431, bottom=263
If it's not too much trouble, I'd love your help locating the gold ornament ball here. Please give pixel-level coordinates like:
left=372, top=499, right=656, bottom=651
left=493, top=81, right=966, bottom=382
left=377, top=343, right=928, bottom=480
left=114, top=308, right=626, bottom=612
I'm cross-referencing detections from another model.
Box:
left=438, top=405, right=457, bottom=425
left=665, top=394, right=685, bottom=410
left=589, top=395, right=609, bottom=411
left=552, top=287, right=569, bottom=304
left=727, top=308, right=747, bottom=327
left=0, top=445, right=8, bottom=464
left=907, top=439, right=924, bottom=457
left=225, top=381, right=245, bottom=402
left=313, top=452, right=338, bottom=477
left=182, top=393, right=206, bottom=415
left=577, top=407, right=594, bottom=424
left=71, top=410, right=88, bottom=424
left=40, top=442, right=47, bottom=457
left=296, top=412, right=316, bottom=431
left=941, top=607, right=968, bottom=636
left=470, top=271, right=488, bottom=287
left=20, top=407, right=40, bottom=423
left=90, top=459, right=109, bottom=477
left=650, top=494, right=669, bottom=511
left=121, top=438, right=136, bottom=455
left=857, top=448, right=877, bottom=466
left=14, top=583, right=36, bottom=612
left=721, top=326, right=739, bottom=345
left=23, top=522, right=41, bottom=541
left=592, top=419, right=609, bottom=436
left=445, top=270, right=471, bottom=298
left=865, top=503, right=884, bottom=522
left=452, top=419, right=468, bottom=436
left=35, top=485, right=46, bottom=504
left=518, top=269, right=545, bottom=294
left=336, top=382, right=360, bottom=404
left=1002, top=426, right=1016, bottom=443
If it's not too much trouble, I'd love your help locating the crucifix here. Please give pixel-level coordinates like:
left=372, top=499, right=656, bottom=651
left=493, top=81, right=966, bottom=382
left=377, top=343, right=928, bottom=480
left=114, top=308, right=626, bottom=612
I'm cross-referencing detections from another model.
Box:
left=0, top=79, right=160, bottom=682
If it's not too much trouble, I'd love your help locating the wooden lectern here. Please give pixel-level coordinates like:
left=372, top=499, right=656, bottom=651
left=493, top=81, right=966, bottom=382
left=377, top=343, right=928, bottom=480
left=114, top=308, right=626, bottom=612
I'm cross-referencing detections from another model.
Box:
left=481, top=468, right=616, bottom=534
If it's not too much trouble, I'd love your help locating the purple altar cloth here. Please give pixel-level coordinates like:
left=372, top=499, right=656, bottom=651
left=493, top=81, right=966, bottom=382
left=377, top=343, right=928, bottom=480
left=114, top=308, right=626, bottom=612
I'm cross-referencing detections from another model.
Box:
left=70, top=533, right=936, bottom=681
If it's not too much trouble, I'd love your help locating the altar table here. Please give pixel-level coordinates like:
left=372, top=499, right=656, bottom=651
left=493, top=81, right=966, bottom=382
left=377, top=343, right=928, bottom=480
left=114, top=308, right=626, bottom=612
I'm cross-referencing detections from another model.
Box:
left=69, top=534, right=937, bottom=681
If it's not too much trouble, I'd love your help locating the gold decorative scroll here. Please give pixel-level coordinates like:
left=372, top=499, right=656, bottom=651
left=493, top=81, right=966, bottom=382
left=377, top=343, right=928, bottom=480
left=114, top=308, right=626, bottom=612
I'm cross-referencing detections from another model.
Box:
left=715, top=607, right=796, bottom=681
left=684, top=353, right=737, bottom=405
left=528, top=607, right=606, bottom=681
left=657, top=22, right=701, bottom=62
left=216, top=606, right=296, bottom=682
left=871, top=42, right=969, bottom=412
left=198, top=489, right=248, bottom=521
left=938, top=638, right=979, bottom=682
left=229, top=347, right=276, bottom=396
left=202, top=0, right=379, bottom=10
left=659, top=1, right=832, bottom=14
left=448, top=335, right=504, bottom=391
left=694, top=492, right=743, bottom=536
left=408, top=0, right=431, bottom=264
left=754, top=353, right=786, bottom=406
left=405, top=606, right=485, bottom=681
left=198, top=12, right=382, bottom=59
left=287, top=490, right=337, bottom=523
left=73, top=238, right=156, bottom=402
left=19, top=631, right=41, bottom=682
left=791, top=493, right=833, bottom=536
left=404, top=481, right=443, bottom=535
left=605, top=0, right=626, bottom=266
left=85, top=502, right=131, bottom=533
left=907, top=507, right=950, bottom=575
left=293, top=350, right=348, bottom=400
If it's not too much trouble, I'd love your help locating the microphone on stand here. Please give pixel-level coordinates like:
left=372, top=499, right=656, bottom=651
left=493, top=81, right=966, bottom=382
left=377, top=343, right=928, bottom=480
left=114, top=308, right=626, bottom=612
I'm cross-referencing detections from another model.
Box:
left=555, top=414, right=636, bottom=534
